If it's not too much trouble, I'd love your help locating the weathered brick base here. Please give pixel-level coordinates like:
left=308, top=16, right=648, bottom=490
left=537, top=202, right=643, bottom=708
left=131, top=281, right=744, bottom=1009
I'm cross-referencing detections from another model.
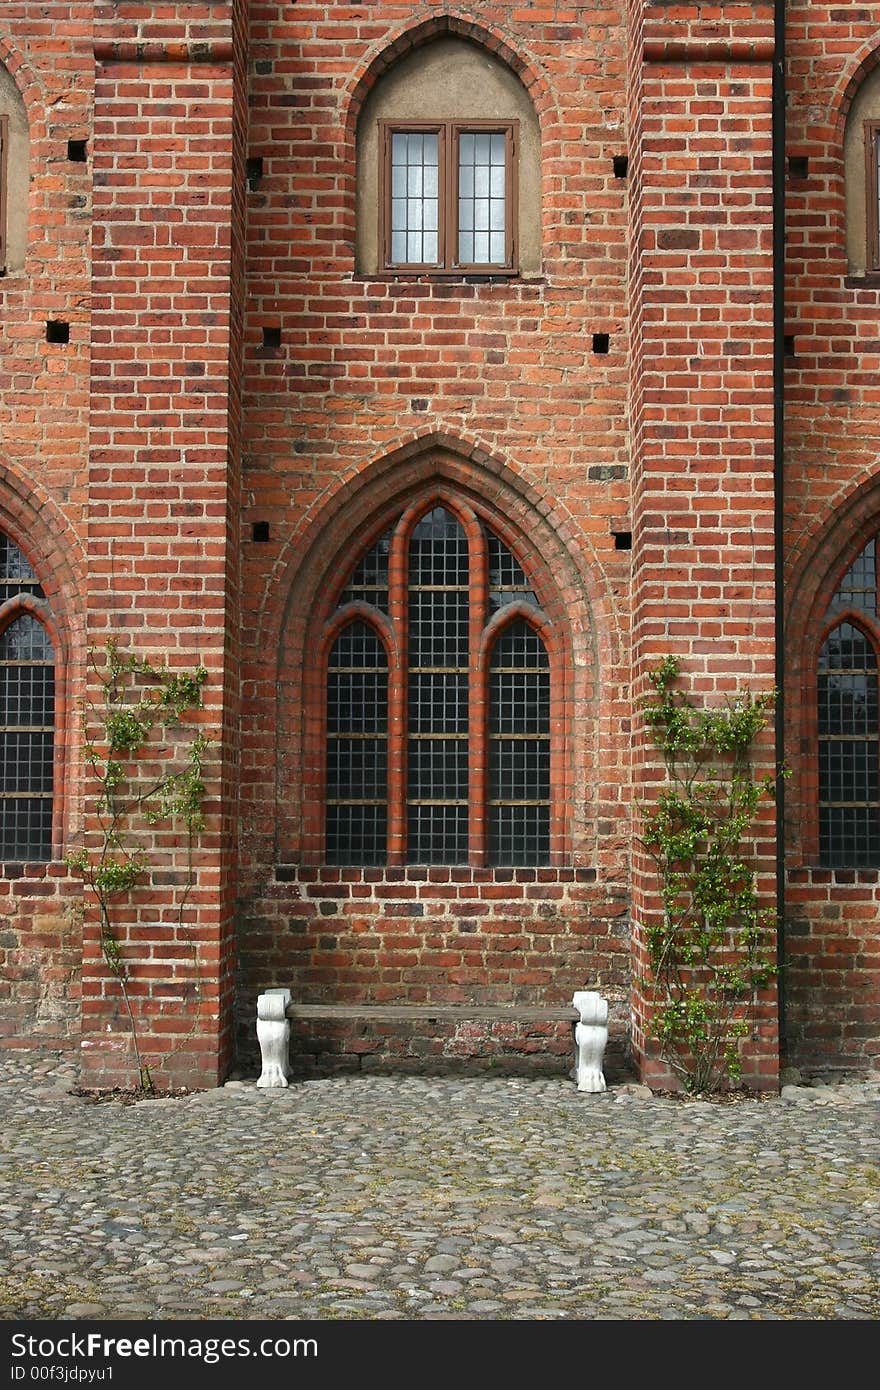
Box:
left=235, top=865, right=630, bottom=1074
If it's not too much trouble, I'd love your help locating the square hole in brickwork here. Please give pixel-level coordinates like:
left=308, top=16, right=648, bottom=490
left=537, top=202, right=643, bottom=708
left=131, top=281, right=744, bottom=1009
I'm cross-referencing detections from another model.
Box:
left=252, top=521, right=270, bottom=543
left=613, top=531, right=632, bottom=551
left=246, top=156, right=264, bottom=191
left=613, top=155, right=629, bottom=179
left=592, top=333, right=610, bottom=355
left=784, top=334, right=796, bottom=358
left=46, top=320, right=70, bottom=344
left=788, top=155, right=809, bottom=180
left=67, top=139, right=87, bottom=163
left=262, top=326, right=281, bottom=350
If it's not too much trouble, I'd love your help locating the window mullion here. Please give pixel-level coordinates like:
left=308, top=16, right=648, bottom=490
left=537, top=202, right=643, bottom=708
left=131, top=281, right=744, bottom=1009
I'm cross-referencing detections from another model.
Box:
left=867, top=122, right=880, bottom=272
left=386, top=520, right=409, bottom=864
left=506, top=124, right=517, bottom=270
left=468, top=524, right=489, bottom=866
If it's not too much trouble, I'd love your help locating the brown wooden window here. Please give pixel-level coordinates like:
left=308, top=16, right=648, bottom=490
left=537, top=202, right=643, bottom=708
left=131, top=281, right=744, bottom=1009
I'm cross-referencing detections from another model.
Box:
left=867, top=121, right=880, bottom=273
left=322, top=500, right=558, bottom=866
left=0, top=114, right=8, bottom=274
left=379, top=120, right=518, bottom=273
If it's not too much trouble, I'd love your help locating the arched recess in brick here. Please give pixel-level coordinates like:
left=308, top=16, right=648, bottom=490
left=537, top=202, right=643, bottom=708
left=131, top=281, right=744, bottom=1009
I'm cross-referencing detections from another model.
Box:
left=830, top=41, right=880, bottom=138
left=0, top=52, right=32, bottom=276
left=835, top=45, right=880, bottom=277
left=267, top=437, right=618, bottom=868
left=795, top=40, right=880, bottom=278
left=342, top=13, right=556, bottom=142
left=339, top=13, right=555, bottom=276
left=786, top=473, right=880, bottom=865
left=0, top=451, right=87, bottom=858
left=0, top=38, right=43, bottom=126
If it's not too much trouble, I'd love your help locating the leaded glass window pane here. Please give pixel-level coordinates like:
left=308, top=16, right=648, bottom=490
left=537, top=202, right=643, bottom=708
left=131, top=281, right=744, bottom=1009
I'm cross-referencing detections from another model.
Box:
left=389, top=131, right=440, bottom=266
left=341, top=528, right=392, bottom=614
left=0, top=613, right=54, bottom=861
left=818, top=621, right=880, bottom=867
left=486, top=528, right=539, bottom=615
left=0, top=534, right=44, bottom=606
left=830, top=539, right=877, bottom=618
left=489, top=619, right=550, bottom=866
left=325, top=621, right=388, bottom=865
left=458, top=130, right=507, bottom=266
left=407, top=508, right=469, bottom=863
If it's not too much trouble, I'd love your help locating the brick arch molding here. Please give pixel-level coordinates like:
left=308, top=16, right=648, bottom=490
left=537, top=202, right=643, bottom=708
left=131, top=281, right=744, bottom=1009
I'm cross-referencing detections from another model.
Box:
left=0, top=36, right=45, bottom=126
left=264, top=433, right=619, bottom=670
left=266, top=437, right=618, bottom=864
left=831, top=38, right=880, bottom=136
left=341, top=9, right=557, bottom=144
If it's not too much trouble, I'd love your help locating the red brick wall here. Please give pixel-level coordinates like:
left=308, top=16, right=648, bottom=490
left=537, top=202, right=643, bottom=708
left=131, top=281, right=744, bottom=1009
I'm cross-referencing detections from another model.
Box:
left=627, top=2, right=780, bottom=1089
left=81, top=1, right=246, bottom=1088
left=236, top=864, right=630, bottom=1074
left=2, top=1, right=876, bottom=1086
left=783, top=5, right=880, bottom=1075
left=235, top=3, right=635, bottom=1070
left=0, top=6, right=92, bottom=1053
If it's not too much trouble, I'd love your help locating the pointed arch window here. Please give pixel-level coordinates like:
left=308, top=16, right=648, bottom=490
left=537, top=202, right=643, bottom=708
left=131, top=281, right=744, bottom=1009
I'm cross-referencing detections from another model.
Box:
left=323, top=501, right=557, bottom=866
left=326, top=620, right=389, bottom=866
left=816, top=537, right=880, bottom=866
left=0, top=534, right=55, bottom=861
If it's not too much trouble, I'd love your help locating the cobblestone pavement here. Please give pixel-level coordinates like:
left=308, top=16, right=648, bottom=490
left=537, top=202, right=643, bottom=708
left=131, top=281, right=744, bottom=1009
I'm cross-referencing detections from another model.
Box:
left=0, top=1050, right=878, bottom=1321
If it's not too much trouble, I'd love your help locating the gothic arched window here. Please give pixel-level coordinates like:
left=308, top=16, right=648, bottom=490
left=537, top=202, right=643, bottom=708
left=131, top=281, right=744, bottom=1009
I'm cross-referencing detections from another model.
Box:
left=323, top=501, right=557, bottom=866
left=0, top=533, right=55, bottom=861
left=816, top=537, right=880, bottom=866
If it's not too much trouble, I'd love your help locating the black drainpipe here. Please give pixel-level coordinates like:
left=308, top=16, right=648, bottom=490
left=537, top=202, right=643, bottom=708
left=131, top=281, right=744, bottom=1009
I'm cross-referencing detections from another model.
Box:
left=773, top=0, right=787, bottom=1054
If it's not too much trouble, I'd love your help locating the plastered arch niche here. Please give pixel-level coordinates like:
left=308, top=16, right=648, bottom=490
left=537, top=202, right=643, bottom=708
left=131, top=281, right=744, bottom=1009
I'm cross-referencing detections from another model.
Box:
left=845, top=63, right=880, bottom=276
left=356, top=38, right=541, bottom=277
left=0, top=62, right=28, bottom=275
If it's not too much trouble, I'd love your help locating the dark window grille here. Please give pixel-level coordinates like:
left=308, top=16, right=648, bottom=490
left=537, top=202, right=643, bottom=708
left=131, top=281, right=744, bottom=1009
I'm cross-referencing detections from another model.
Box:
left=489, top=619, right=550, bottom=865
left=0, top=533, right=45, bottom=607
left=486, top=528, right=538, bottom=615
left=830, top=538, right=876, bottom=618
left=324, top=504, right=553, bottom=866
left=818, top=621, right=880, bottom=867
left=407, top=508, right=469, bottom=863
left=0, top=609, right=55, bottom=862
left=325, top=620, right=388, bottom=865
left=341, top=528, right=392, bottom=614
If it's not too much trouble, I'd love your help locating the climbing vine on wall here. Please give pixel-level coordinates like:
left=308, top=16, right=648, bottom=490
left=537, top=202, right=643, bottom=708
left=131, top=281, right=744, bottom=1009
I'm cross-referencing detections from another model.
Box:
left=66, top=640, right=208, bottom=1092
left=640, top=657, right=779, bottom=1094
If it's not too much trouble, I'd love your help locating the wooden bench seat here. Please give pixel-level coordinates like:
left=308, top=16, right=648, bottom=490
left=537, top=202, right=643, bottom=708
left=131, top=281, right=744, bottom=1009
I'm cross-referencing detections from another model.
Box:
left=256, top=988, right=609, bottom=1093
left=286, top=1002, right=579, bottom=1023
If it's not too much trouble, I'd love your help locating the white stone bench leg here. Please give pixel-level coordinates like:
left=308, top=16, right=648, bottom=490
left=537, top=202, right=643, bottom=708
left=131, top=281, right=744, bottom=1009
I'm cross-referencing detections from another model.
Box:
left=572, top=990, right=608, bottom=1093
left=256, top=988, right=292, bottom=1088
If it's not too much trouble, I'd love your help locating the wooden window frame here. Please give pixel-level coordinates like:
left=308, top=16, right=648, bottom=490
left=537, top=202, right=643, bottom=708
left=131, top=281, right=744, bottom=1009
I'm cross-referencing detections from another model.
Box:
left=379, top=119, right=519, bottom=275
left=866, top=120, right=880, bottom=273
left=0, top=114, right=8, bottom=274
